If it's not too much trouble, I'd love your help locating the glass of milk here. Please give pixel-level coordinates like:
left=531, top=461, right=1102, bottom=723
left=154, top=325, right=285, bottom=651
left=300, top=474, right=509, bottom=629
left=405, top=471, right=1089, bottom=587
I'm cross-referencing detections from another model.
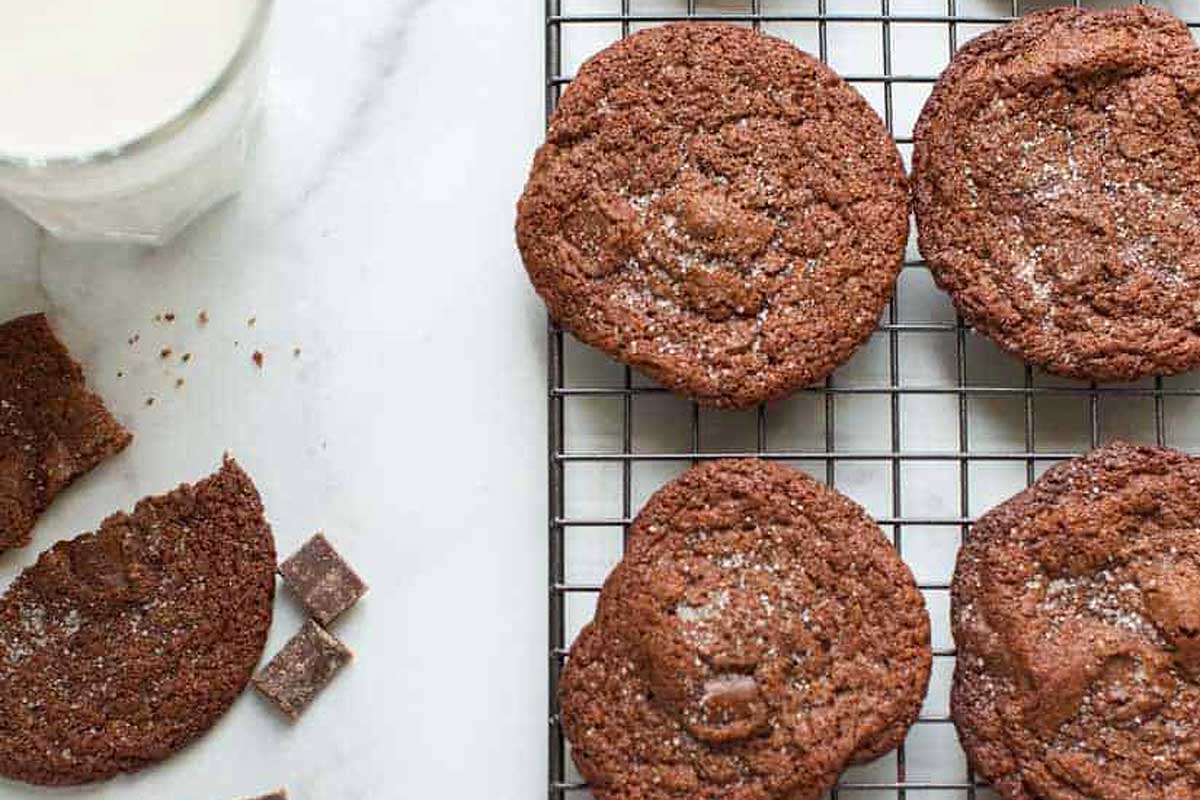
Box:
left=0, top=0, right=273, bottom=245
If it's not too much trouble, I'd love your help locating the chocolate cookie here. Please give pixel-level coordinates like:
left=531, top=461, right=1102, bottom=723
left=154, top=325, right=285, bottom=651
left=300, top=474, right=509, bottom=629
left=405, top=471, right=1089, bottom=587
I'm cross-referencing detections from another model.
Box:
left=0, top=457, right=276, bottom=786
left=517, top=23, right=909, bottom=408
left=0, top=313, right=132, bottom=553
left=952, top=442, right=1200, bottom=800
left=912, top=7, right=1200, bottom=382
left=559, top=459, right=931, bottom=800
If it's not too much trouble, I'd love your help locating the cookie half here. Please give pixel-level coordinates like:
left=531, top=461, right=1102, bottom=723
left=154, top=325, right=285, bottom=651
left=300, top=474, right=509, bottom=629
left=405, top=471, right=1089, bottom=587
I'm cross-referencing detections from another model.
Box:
left=953, top=442, right=1200, bottom=799
left=518, top=23, right=909, bottom=408
left=0, top=313, right=132, bottom=552
left=912, top=7, right=1200, bottom=381
left=560, top=459, right=931, bottom=800
left=0, top=457, right=275, bottom=786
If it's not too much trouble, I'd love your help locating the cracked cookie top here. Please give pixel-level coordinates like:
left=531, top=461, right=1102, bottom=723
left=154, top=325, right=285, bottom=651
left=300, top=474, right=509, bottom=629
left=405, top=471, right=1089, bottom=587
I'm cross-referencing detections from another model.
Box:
left=560, top=459, right=931, bottom=800
left=518, top=23, right=908, bottom=408
left=913, top=7, right=1200, bottom=381
left=953, top=442, right=1200, bottom=800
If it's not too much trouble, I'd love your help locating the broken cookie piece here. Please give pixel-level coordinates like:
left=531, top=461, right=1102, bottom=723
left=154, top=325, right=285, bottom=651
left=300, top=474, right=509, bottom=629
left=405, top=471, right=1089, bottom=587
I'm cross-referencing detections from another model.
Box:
left=0, top=313, right=132, bottom=553
left=255, top=620, right=353, bottom=720
left=279, top=533, right=368, bottom=626
left=0, top=457, right=276, bottom=786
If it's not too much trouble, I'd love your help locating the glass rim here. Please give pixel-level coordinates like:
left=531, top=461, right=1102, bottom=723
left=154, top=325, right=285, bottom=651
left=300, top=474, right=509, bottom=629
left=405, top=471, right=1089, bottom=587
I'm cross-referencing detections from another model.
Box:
left=0, top=0, right=274, bottom=170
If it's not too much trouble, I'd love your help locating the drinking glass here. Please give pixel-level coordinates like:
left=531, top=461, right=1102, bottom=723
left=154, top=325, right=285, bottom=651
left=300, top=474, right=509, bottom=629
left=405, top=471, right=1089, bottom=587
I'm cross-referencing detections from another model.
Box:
left=0, top=0, right=273, bottom=245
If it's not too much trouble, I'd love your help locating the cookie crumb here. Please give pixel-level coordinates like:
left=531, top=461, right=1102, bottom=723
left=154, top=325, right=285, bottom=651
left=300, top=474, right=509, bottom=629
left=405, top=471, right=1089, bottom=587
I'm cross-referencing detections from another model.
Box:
left=145, top=397, right=155, bottom=406
left=248, top=316, right=257, bottom=327
left=293, top=347, right=302, bottom=358
left=164, top=313, right=175, bottom=322
left=252, top=351, right=264, bottom=369
left=181, top=353, right=192, bottom=363
left=128, top=334, right=140, bottom=346
left=198, top=310, right=209, bottom=325
left=160, top=348, right=173, bottom=359
left=116, top=371, right=125, bottom=379
left=175, top=378, right=185, bottom=388
left=153, top=314, right=162, bottom=323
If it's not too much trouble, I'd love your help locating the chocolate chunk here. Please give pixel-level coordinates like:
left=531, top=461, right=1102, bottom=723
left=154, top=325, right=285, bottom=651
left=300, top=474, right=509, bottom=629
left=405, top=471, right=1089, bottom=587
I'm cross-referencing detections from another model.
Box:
left=254, top=621, right=353, bottom=720
left=0, top=313, right=132, bottom=553
left=279, top=533, right=368, bottom=626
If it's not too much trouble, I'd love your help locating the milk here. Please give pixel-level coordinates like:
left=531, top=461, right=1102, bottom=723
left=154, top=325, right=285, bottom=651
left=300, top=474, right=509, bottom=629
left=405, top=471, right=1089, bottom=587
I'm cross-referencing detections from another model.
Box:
left=0, top=0, right=258, bottom=160
left=0, top=0, right=270, bottom=244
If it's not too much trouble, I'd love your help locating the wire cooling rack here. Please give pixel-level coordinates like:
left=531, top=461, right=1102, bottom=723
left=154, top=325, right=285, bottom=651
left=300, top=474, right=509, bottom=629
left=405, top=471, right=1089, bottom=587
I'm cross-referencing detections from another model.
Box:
left=545, top=2, right=1200, bottom=798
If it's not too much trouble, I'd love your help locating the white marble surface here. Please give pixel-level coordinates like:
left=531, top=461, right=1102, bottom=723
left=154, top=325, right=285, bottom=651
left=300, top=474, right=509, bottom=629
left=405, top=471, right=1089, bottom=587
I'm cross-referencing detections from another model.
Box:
left=5, top=3, right=1198, bottom=800
left=0, top=2, right=547, bottom=799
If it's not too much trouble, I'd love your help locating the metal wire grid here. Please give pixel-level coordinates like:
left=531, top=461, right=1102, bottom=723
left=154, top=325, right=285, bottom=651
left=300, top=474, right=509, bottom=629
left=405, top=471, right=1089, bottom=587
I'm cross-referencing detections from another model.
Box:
left=545, top=2, right=1200, bottom=798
